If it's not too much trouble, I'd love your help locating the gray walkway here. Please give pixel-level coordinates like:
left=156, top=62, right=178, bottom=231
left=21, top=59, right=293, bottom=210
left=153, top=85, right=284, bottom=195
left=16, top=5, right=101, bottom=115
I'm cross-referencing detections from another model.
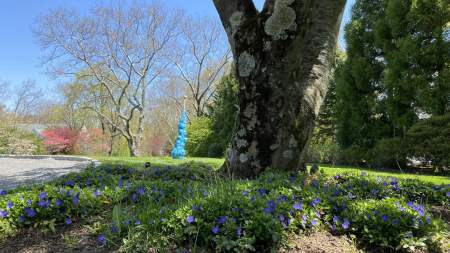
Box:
left=0, top=157, right=93, bottom=189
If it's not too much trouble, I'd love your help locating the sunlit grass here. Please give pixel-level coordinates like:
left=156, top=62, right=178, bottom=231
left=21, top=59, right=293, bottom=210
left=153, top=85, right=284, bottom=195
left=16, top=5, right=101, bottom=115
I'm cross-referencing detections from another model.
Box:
left=91, top=156, right=450, bottom=184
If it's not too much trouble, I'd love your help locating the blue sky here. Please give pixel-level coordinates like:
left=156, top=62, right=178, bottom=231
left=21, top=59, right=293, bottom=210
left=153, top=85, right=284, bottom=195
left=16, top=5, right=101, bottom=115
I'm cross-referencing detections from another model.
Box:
left=0, top=0, right=355, bottom=94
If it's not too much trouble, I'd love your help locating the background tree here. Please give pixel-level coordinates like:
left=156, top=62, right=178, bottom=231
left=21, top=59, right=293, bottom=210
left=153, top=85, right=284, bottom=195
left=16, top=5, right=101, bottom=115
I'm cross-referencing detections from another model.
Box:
left=34, top=2, right=181, bottom=156
left=208, top=73, right=239, bottom=156
left=335, top=0, right=449, bottom=168
left=11, top=79, right=45, bottom=119
left=213, top=0, right=347, bottom=177
left=174, top=17, right=231, bottom=117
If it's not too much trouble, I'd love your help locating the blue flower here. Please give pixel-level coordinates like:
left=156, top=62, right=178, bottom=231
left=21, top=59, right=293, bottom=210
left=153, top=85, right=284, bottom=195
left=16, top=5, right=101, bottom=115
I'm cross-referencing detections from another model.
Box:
left=333, top=215, right=340, bottom=224
left=371, top=189, right=379, bottom=196
left=111, top=225, right=119, bottom=233
left=264, top=200, right=276, bottom=214
left=72, top=193, right=80, bottom=206
left=342, top=219, right=350, bottom=229
left=348, top=192, right=356, bottom=199
left=257, top=188, right=268, bottom=196
left=293, top=202, right=303, bottom=211
left=446, top=192, right=450, bottom=198
left=65, top=217, right=72, bottom=225
left=135, top=220, right=141, bottom=225
left=381, top=215, right=389, bottom=222
left=38, top=200, right=49, bottom=208
left=392, top=219, right=399, bottom=225
left=311, top=219, right=318, bottom=226
left=301, top=215, right=307, bottom=225
left=18, top=215, right=25, bottom=222
left=0, top=210, right=8, bottom=218
left=186, top=215, right=195, bottom=224
left=426, top=217, right=431, bottom=224
left=93, top=189, right=101, bottom=198
left=97, top=234, right=106, bottom=245
left=211, top=226, right=220, bottom=234
left=0, top=189, right=7, bottom=196
left=137, top=187, right=145, bottom=196
left=278, top=214, right=285, bottom=222
left=217, top=216, right=228, bottom=225
left=38, top=192, right=47, bottom=200
left=242, top=191, right=249, bottom=196
left=25, top=207, right=36, bottom=218
left=6, top=201, right=13, bottom=209
left=236, top=227, right=242, bottom=237
left=65, top=180, right=75, bottom=187
left=55, top=199, right=63, bottom=207
left=310, top=198, right=321, bottom=207
left=131, top=193, right=138, bottom=203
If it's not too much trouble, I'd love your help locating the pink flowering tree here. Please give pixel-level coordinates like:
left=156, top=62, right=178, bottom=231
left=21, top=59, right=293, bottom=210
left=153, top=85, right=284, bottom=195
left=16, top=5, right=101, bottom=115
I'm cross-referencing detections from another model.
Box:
left=42, top=128, right=79, bottom=154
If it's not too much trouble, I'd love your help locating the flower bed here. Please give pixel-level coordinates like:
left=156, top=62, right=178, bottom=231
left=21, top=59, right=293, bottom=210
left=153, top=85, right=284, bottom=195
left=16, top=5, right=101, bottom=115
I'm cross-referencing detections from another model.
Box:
left=0, top=162, right=449, bottom=252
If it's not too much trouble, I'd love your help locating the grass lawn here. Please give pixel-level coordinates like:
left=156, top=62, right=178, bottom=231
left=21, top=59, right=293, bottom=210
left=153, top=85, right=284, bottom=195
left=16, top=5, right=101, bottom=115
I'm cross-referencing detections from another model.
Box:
left=93, top=156, right=450, bottom=185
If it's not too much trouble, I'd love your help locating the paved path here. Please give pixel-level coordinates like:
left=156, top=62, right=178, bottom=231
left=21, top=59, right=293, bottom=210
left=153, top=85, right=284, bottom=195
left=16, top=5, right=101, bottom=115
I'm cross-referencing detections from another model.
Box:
left=0, top=157, right=92, bottom=189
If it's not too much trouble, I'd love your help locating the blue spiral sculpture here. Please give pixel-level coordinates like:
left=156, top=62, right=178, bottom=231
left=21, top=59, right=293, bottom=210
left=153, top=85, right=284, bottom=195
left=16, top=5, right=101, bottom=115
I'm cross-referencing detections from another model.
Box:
left=171, top=111, right=188, bottom=159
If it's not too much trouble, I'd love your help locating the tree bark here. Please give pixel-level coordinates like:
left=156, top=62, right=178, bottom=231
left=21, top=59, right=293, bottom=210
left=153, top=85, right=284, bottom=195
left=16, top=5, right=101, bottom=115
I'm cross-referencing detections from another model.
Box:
left=213, top=0, right=346, bottom=178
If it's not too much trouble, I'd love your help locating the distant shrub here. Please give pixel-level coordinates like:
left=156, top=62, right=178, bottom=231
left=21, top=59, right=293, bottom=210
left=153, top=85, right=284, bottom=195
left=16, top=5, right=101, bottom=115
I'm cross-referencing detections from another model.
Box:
left=407, top=114, right=450, bottom=170
left=367, top=138, right=408, bottom=169
left=306, top=138, right=343, bottom=165
left=207, top=143, right=224, bottom=158
left=186, top=117, right=214, bottom=157
left=342, top=145, right=368, bottom=166
left=0, top=127, right=45, bottom=155
left=42, top=128, right=78, bottom=154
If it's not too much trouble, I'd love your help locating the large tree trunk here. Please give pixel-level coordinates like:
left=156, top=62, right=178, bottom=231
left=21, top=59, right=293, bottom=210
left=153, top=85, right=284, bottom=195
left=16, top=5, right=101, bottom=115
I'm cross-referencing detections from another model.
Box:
left=213, top=0, right=346, bottom=178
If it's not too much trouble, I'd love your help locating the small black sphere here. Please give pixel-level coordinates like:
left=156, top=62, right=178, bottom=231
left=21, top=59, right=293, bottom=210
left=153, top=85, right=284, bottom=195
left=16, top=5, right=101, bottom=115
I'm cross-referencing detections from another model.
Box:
left=144, top=162, right=151, bottom=168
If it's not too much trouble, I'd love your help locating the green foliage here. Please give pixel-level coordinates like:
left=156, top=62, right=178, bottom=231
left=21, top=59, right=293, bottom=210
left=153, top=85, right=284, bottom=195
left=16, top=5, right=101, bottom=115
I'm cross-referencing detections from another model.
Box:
left=407, top=114, right=450, bottom=169
left=335, top=0, right=449, bottom=166
left=186, top=117, right=214, bottom=157
left=2, top=160, right=449, bottom=252
left=306, top=135, right=343, bottom=165
left=208, top=73, right=239, bottom=157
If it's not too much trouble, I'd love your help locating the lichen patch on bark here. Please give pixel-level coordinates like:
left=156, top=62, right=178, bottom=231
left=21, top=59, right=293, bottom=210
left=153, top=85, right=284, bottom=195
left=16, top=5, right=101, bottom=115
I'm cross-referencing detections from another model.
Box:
left=229, top=11, right=244, bottom=36
left=264, top=0, right=297, bottom=40
left=238, top=52, right=256, bottom=77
